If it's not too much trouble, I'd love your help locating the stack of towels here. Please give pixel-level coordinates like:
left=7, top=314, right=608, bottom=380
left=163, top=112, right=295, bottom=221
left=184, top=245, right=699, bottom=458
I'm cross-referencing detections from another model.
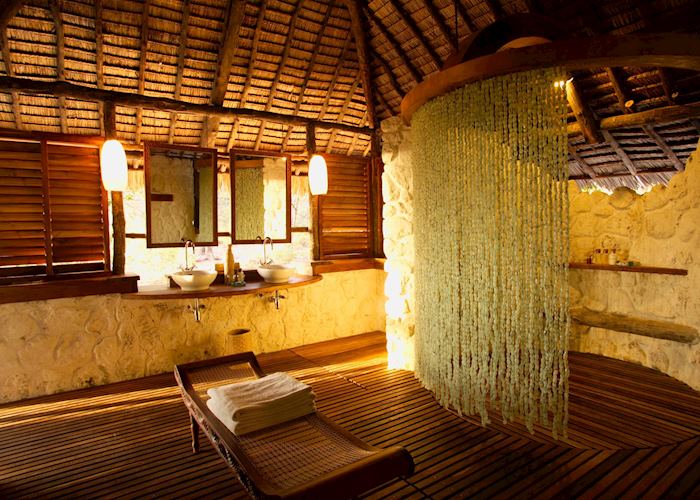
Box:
left=206, top=372, right=316, bottom=436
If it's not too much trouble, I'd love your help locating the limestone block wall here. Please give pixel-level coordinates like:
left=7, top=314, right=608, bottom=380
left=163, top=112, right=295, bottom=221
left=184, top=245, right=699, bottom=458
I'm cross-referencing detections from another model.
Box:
left=381, top=117, right=416, bottom=369
left=569, top=144, right=700, bottom=390
left=0, top=269, right=385, bottom=403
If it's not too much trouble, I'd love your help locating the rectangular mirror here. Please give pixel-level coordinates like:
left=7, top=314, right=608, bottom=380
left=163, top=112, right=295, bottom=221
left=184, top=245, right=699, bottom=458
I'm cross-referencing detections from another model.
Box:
left=144, top=143, right=218, bottom=248
left=230, top=149, right=291, bottom=244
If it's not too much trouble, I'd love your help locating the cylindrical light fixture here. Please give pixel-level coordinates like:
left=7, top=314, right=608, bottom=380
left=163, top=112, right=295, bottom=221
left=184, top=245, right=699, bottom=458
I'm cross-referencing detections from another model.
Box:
left=308, top=154, right=328, bottom=195
left=100, top=139, right=128, bottom=192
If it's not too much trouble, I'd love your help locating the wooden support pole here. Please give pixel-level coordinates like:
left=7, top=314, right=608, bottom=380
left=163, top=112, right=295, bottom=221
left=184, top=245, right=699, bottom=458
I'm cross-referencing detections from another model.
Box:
left=566, top=78, right=602, bottom=144
left=0, top=76, right=373, bottom=136
left=307, top=124, right=321, bottom=261
left=104, top=101, right=125, bottom=275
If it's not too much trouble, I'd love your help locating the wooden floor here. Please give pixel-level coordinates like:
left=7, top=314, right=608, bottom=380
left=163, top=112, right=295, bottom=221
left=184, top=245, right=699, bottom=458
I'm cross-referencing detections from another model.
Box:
left=2, top=331, right=700, bottom=499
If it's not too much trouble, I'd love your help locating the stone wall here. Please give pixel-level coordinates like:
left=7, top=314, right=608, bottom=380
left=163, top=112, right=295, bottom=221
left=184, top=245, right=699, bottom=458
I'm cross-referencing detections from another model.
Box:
left=569, top=144, right=700, bottom=390
left=381, top=117, right=416, bottom=369
left=0, top=269, right=385, bottom=403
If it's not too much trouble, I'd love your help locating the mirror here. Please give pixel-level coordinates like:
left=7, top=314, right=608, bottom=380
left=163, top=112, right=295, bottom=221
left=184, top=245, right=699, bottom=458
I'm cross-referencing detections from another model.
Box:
left=144, top=143, right=218, bottom=248
left=230, top=149, right=291, bottom=244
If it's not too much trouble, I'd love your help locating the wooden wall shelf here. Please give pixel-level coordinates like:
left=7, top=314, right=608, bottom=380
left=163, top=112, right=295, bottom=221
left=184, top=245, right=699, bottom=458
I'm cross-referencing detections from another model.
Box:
left=124, top=274, right=322, bottom=300
left=569, top=262, right=688, bottom=276
left=0, top=274, right=140, bottom=304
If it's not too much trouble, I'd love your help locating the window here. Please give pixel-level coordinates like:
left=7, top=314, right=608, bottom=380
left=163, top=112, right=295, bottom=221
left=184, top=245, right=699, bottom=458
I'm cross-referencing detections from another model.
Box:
left=0, top=138, right=110, bottom=284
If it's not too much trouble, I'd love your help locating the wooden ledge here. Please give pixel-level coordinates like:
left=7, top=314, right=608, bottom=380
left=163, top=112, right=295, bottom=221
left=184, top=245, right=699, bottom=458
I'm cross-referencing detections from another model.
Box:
left=569, top=262, right=688, bottom=276
left=0, top=274, right=140, bottom=305
left=311, top=258, right=385, bottom=275
left=124, top=274, right=321, bottom=300
left=571, top=307, right=699, bottom=344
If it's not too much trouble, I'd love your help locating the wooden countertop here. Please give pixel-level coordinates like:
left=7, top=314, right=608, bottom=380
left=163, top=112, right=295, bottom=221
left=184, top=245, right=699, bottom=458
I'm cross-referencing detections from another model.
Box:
left=123, top=274, right=322, bottom=300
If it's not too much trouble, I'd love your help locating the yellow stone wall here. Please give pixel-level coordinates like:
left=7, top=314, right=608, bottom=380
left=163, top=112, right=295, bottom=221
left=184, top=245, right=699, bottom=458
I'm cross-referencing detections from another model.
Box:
left=0, top=269, right=385, bottom=403
left=569, top=144, right=700, bottom=390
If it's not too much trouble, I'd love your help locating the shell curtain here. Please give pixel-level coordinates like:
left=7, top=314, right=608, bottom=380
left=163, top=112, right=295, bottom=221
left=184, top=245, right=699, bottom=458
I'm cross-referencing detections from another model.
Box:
left=412, top=67, right=570, bottom=437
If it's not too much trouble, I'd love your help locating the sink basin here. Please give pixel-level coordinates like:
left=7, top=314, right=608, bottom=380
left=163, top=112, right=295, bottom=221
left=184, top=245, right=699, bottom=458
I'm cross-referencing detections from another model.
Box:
left=257, top=264, right=295, bottom=284
left=171, top=270, right=218, bottom=291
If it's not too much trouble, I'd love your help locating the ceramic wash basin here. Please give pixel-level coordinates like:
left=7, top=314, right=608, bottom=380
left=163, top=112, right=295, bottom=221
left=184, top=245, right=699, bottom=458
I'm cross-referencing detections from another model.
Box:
left=257, top=264, right=295, bottom=284
left=171, top=270, right=218, bottom=291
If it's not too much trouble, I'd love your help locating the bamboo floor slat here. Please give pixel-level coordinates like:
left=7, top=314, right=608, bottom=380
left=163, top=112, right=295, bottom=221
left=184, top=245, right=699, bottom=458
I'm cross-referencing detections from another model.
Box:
left=1, top=330, right=699, bottom=499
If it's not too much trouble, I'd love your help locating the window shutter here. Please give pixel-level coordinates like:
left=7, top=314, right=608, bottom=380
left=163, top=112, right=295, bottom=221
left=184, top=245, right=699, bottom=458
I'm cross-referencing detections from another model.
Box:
left=318, top=156, right=371, bottom=259
left=0, top=139, right=110, bottom=280
left=0, top=140, right=47, bottom=269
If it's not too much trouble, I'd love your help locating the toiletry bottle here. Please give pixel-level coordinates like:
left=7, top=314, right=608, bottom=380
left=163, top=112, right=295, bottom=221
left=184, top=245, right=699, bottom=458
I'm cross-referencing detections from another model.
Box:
left=608, top=249, right=617, bottom=265
left=594, top=249, right=601, bottom=264
left=603, top=249, right=609, bottom=264
left=224, top=244, right=235, bottom=285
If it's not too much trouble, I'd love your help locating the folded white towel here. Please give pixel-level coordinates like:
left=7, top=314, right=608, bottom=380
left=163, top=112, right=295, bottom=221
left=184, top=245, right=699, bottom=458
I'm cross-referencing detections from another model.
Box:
left=207, top=372, right=315, bottom=420
left=207, top=396, right=315, bottom=435
left=206, top=372, right=316, bottom=435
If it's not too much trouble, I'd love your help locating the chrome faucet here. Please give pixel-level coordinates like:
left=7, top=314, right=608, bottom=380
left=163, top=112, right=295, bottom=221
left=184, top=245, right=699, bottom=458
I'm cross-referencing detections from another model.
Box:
left=182, top=239, right=196, bottom=271
left=257, top=236, right=273, bottom=266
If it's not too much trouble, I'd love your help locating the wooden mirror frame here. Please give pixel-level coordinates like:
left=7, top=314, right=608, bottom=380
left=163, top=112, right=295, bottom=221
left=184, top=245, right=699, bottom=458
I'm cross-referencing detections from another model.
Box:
left=230, top=148, right=292, bottom=244
left=144, top=142, right=218, bottom=248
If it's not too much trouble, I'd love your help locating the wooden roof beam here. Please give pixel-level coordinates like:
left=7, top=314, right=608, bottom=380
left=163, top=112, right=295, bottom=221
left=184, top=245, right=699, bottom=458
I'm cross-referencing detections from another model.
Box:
left=326, top=76, right=360, bottom=153
left=602, top=130, right=637, bottom=176
left=135, top=0, right=151, bottom=145
left=566, top=78, right=602, bottom=144
left=95, top=0, right=104, bottom=135
left=568, top=145, right=597, bottom=180
left=363, top=6, right=421, bottom=83
left=454, top=1, right=476, bottom=35
left=642, top=125, right=684, bottom=171
left=420, top=0, right=456, bottom=52
left=387, top=0, right=442, bottom=69
left=201, top=0, right=245, bottom=148
left=1, top=29, right=22, bottom=129
left=227, top=1, right=267, bottom=151
left=0, top=0, right=23, bottom=32
left=49, top=0, right=68, bottom=134
left=606, top=67, right=631, bottom=114
left=567, top=102, right=700, bottom=136
left=168, top=0, right=191, bottom=144
left=344, top=0, right=377, bottom=129
left=372, top=50, right=404, bottom=100
left=0, top=76, right=373, bottom=135
left=657, top=68, right=676, bottom=105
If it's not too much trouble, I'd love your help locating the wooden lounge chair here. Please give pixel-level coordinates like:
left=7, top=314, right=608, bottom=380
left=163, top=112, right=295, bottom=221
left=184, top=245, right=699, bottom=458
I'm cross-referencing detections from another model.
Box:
left=174, top=352, right=414, bottom=499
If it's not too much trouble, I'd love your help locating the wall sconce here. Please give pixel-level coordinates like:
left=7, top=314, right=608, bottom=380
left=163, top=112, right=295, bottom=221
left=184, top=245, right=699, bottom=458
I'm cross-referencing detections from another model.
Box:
left=100, top=139, right=128, bottom=192
left=308, top=154, right=328, bottom=195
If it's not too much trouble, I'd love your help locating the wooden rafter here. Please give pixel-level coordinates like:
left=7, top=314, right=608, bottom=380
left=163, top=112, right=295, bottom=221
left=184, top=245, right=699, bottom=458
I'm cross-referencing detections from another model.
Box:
left=343, top=0, right=376, bottom=129
left=642, top=125, right=684, bottom=171
left=602, top=130, right=637, bottom=176
left=420, top=0, right=456, bottom=52
left=227, top=1, right=266, bottom=151
left=567, top=78, right=602, bottom=144
left=568, top=145, right=596, bottom=180
left=134, top=0, right=151, bottom=145
left=363, top=6, right=421, bottom=83
left=49, top=0, right=68, bottom=134
left=168, top=0, right=190, bottom=144
left=201, top=0, right=245, bottom=148
left=387, top=0, right=442, bottom=69
left=454, top=0, right=476, bottom=35
left=0, top=76, right=373, bottom=135
left=326, top=76, right=360, bottom=153
left=0, top=0, right=23, bottom=32
left=657, top=68, right=675, bottom=105
left=372, top=50, right=404, bottom=100
left=606, top=67, right=631, bottom=114
left=95, top=0, right=104, bottom=135
left=1, top=29, right=22, bottom=130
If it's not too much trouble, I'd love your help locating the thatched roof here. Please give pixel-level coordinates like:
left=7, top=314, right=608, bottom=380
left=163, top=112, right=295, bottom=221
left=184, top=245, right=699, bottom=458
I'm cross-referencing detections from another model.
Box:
left=1, top=0, right=699, bottom=189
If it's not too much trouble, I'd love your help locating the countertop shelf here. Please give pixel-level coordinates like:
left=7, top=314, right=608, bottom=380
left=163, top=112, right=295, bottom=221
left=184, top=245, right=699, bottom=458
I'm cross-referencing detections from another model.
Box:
left=569, top=262, right=688, bottom=276
left=123, top=274, right=322, bottom=300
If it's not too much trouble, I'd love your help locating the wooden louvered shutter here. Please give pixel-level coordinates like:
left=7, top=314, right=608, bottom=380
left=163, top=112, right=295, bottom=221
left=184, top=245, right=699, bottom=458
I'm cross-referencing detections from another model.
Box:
left=0, top=139, right=110, bottom=282
left=46, top=143, right=110, bottom=271
left=318, top=156, right=371, bottom=259
left=0, top=140, right=47, bottom=270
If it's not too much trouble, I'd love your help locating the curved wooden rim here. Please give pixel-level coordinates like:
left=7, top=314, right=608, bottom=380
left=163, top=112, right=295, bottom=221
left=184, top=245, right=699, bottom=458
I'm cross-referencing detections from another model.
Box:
left=401, top=33, right=700, bottom=124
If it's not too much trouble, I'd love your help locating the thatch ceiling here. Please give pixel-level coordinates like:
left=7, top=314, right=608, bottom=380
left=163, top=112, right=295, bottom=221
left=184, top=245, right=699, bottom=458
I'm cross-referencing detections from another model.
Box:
left=1, top=0, right=699, bottom=189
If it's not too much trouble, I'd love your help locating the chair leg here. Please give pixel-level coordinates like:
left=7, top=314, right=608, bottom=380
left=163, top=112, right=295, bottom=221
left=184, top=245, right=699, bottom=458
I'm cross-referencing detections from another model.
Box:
left=190, top=414, right=200, bottom=453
